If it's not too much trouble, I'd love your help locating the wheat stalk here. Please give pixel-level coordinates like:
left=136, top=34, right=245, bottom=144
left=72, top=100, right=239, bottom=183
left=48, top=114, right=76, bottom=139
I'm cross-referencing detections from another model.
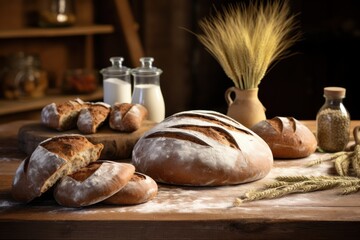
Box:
left=196, top=0, right=300, bottom=89
left=234, top=147, right=360, bottom=205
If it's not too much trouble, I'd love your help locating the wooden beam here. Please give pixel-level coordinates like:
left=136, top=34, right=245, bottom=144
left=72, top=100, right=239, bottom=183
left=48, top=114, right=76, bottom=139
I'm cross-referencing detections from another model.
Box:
left=114, top=0, right=144, bottom=67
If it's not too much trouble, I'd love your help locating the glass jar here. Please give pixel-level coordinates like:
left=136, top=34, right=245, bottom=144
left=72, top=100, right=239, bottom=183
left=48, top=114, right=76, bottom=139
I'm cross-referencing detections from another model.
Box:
left=38, top=0, right=76, bottom=27
left=1, top=53, right=48, bottom=99
left=100, top=57, right=131, bottom=105
left=131, top=57, right=165, bottom=122
left=316, top=87, right=350, bottom=152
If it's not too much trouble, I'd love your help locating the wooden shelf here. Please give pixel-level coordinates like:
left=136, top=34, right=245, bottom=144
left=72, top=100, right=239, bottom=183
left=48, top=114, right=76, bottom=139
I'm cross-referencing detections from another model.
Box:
left=0, top=25, right=114, bottom=39
left=0, top=88, right=103, bottom=116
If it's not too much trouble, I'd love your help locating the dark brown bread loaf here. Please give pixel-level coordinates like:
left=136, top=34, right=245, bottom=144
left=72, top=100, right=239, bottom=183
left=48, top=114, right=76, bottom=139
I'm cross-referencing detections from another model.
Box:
left=54, top=161, right=135, bottom=207
left=132, top=110, right=273, bottom=186
left=109, top=103, right=148, bottom=132
left=11, top=135, right=104, bottom=203
left=251, top=117, right=317, bottom=159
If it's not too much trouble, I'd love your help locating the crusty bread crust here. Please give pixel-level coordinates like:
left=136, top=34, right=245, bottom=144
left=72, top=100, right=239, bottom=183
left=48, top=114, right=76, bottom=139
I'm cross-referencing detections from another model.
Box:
left=251, top=117, right=317, bottom=158
left=11, top=135, right=104, bottom=203
left=41, top=98, right=86, bottom=131
left=132, top=110, right=273, bottom=186
left=77, top=102, right=111, bottom=134
left=54, top=161, right=135, bottom=207
left=109, top=103, right=148, bottom=132
left=103, top=172, right=158, bottom=205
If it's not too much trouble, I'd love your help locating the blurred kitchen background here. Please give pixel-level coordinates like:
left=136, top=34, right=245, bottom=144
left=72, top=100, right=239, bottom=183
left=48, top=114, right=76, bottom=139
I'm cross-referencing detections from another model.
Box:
left=0, top=0, right=359, bottom=123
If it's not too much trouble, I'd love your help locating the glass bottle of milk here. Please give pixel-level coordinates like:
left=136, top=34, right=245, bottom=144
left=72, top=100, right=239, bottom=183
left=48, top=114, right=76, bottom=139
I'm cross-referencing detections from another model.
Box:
left=131, top=57, right=165, bottom=122
left=100, top=57, right=131, bottom=105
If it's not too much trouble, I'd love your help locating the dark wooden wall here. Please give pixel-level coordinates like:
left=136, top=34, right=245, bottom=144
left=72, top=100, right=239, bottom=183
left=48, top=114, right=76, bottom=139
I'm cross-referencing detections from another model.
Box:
left=94, top=0, right=360, bottom=120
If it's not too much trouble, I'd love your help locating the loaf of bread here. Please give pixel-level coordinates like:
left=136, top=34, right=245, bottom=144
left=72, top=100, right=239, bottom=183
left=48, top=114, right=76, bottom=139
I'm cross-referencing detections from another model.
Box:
left=103, top=172, right=158, bottom=205
left=54, top=161, right=135, bottom=207
left=109, top=103, right=148, bottom=132
left=77, top=102, right=111, bottom=134
left=41, top=98, right=87, bottom=131
left=251, top=117, right=317, bottom=159
left=11, top=135, right=104, bottom=203
left=132, top=110, right=273, bottom=186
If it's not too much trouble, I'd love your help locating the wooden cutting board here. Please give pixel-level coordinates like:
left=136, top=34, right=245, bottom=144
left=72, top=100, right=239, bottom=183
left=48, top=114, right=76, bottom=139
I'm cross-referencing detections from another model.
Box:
left=18, top=120, right=156, bottom=160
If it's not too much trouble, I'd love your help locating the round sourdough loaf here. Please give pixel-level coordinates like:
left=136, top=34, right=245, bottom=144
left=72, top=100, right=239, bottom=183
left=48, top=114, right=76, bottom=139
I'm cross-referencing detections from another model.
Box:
left=103, top=172, right=158, bottom=205
left=251, top=117, right=317, bottom=159
left=11, top=135, right=104, bottom=203
left=132, top=110, right=273, bottom=186
left=54, top=161, right=135, bottom=207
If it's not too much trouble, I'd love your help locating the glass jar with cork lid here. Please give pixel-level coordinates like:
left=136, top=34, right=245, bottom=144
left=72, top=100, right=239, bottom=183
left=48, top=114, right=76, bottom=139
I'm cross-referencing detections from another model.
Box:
left=316, top=86, right=350, bottom=152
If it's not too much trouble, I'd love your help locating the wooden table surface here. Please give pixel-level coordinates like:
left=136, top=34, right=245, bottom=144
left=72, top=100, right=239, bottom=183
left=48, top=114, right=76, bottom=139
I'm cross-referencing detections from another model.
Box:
left=1, top=120, right=360, bottom=240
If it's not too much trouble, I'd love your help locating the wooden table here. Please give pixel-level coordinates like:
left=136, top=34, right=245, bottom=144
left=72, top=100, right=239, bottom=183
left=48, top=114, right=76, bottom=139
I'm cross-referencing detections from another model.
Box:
left=1, top=121, right=360, bottom=240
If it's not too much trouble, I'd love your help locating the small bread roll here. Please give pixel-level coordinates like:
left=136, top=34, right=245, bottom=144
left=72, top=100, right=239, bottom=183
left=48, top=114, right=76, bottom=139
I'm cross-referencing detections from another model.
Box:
left=251, top=117, right=317, bottom=159
left=103, top=172, right=158, bottom=205
left=54, top=161, right=135, bottom=207
left=109, top=103, right=148, bottom=132
left=41, top=98, right=86, bottom=131
left=11, top=135, right=104, bottom=203
left=77, top=102, right=111, bottom=134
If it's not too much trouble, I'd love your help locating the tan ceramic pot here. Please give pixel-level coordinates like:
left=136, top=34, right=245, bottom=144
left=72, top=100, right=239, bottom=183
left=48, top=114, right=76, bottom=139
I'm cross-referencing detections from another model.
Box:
left=225, top=87, right=266, bottom=128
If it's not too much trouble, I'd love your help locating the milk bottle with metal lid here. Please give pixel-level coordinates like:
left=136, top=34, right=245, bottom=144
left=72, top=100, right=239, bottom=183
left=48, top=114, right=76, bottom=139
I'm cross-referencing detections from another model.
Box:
left=131, top=57, right=165, bottom=122
left=100, top=57, right=131, bottom=105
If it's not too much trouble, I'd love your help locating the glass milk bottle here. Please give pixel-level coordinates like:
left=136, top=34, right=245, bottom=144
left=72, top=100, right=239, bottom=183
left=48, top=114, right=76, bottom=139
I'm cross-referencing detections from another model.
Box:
left=131, top=57, right=165, bottom=122
left=100, top=57, right=131, bottom=105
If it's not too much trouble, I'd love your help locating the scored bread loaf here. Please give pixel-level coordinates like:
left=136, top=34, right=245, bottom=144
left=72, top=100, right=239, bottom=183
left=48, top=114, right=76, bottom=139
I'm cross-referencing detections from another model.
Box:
left=54, top=161, right=135, bottom=207
left=11, top=135, right=104, bottom=203
left=132, top=110, right=273, bottom=186
left=41, top=98, right=87, bottom=131
left=109, top=103, right=148, bottom=132
left=251, top=117, right=317, bottom=159
left=77, top=102, right=111, bottom=134
left=103, top=172, right=158, bottom=205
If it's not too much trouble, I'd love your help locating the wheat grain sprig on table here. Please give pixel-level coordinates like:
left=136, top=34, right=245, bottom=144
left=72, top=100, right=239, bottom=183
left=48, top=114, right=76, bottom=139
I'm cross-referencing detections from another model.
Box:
left=196, top=0, right=300, bottom=89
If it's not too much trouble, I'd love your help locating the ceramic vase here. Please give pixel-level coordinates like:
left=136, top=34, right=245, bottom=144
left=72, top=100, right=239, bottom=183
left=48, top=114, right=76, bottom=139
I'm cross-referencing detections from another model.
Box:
left=225, top=87, right=266, bottom=128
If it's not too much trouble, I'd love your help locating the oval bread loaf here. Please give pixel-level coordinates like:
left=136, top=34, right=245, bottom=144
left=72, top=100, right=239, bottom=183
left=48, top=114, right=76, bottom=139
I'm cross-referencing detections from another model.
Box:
left=109, top=103, right=148, bottom=132
left=132, top=110, right=273, bottom=186
left=103, top=172, right=158, bottom=205
left=54, top=161, right=135, bottom=207
left=251, top=117, right=317, bottom=159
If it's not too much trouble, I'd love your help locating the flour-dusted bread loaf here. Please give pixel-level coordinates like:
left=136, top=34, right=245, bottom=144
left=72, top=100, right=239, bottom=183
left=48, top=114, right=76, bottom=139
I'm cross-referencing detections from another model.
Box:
left=77, top=102, right=111, bottom=134
left=41, top=98, right=87, bottom=131
left=251, top=117, right=317, bottom=159
left=11, top=135, right=104, bottom=203
left=132, top=110, right=273, bottom=186
left=103, top=172, right=158, bottom=205
left=54, top=161, right=135, bottom=207
left=109, top=103, right=148, bottom=132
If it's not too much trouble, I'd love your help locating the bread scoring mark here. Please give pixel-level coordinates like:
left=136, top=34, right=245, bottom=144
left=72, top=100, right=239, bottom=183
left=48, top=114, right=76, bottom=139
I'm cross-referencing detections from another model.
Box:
left=288, top=117, right=297, bottom=132
left=173, top=125, right=239, bottom=149
left=69, top=162, right=102, bottom=182
left=145, top=131, right=210, bottom=146
left=175, top=113, right=252, bottom=135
